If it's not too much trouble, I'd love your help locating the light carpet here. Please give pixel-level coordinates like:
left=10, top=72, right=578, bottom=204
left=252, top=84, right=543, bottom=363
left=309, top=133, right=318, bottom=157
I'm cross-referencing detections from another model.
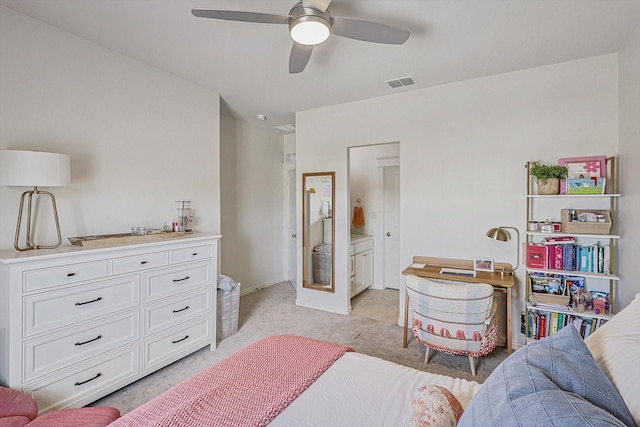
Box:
left=91, top=282, right=508, bottom=414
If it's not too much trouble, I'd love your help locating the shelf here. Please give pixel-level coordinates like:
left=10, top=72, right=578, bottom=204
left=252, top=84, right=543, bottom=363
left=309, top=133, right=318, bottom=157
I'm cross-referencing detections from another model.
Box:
left=526, top=194, right=620, bottom=198
left=526, top=231, right=620, bottom=239
left=527, top=302, right=612, bottom=321
left=526, top=267, right=619, bottom=280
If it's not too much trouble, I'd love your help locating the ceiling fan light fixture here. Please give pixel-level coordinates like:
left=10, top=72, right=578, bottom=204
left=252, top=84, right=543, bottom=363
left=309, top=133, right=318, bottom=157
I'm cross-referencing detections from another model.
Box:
left=290, top=16, right=330, bottom=45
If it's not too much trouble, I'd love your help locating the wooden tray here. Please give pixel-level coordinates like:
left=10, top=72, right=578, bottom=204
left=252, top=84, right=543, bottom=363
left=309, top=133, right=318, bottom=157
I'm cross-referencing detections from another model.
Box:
left=69, top=231, right=188, bottom=247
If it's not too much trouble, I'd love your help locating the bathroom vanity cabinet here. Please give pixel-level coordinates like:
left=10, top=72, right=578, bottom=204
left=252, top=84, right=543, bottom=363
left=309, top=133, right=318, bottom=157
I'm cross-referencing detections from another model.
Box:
left=350, top=235, right=373, bottom=297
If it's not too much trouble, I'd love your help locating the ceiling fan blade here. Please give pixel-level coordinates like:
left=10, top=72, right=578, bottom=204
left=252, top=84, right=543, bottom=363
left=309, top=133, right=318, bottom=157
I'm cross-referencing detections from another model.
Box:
left=191, top=9, right=290, bottom=24
left=332, top=17, right=410, bottom=45
left=302, top=0, right=332, bottom=13
left=289, top=43, right=314, bottom=74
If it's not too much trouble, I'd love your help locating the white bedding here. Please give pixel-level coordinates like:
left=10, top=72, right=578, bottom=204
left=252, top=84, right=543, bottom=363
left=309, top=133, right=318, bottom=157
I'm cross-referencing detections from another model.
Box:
left=269, top=352, right=482, bottom=426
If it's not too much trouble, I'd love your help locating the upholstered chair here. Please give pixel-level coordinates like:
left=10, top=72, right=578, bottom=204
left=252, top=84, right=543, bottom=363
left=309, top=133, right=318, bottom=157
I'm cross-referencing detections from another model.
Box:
left=0, top=386, right=120, bottom=427
left=405, top=275, right=497, bottom=376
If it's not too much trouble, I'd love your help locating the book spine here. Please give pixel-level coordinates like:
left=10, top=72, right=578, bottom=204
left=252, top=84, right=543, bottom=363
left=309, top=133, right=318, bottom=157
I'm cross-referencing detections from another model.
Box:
left=557, top=313, right=564, bottom=332
left=598, top=245, right=604, bottom=273
left=550, top=312, right=559, bottom=335
left=579, top=246, right=588, bottom=272
left=564, top=244, right=571, bottom=271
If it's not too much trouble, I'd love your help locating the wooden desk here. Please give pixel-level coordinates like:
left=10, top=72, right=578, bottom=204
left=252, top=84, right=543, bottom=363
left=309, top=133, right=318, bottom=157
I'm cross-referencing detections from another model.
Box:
left=402, top=256, right=516, bottom=354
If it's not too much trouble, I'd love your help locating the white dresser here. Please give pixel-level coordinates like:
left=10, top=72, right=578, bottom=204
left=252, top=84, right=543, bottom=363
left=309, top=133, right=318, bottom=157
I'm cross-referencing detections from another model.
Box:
left=0, top=234, right=220, bottom=414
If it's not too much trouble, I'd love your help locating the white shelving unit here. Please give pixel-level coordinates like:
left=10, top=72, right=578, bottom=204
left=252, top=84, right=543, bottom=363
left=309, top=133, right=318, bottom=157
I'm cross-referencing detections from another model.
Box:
left=524, top=157, right=619, bottom=339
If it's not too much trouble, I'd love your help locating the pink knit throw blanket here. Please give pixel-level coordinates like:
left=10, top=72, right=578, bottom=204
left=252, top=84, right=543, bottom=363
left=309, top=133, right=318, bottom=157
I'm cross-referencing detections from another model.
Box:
left=109, top=335, right=354, bottom=427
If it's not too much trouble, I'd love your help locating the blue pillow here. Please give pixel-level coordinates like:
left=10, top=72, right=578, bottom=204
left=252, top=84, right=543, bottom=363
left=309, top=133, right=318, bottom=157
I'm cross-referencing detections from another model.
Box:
left=458, top=324, right=635, bottom=427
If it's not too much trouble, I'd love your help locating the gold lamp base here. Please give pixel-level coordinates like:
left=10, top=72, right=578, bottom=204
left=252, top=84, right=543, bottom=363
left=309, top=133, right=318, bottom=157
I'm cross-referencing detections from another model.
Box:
left=14, top=187, right=63, bottom=251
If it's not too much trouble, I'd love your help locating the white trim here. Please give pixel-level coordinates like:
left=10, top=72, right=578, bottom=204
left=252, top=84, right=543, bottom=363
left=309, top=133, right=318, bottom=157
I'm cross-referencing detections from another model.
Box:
left=376, top=156, right=399, bottom=168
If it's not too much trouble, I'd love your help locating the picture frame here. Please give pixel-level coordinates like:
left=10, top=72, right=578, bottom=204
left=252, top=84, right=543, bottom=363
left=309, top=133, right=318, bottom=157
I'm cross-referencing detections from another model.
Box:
left=473, top=258, right=494, bottom=272
left=557, top=156, right=607, bottom=194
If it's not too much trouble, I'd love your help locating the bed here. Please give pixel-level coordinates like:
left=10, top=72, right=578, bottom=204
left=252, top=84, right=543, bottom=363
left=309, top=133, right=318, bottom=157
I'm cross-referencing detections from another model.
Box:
left=109, top=294, right=640, bottom=427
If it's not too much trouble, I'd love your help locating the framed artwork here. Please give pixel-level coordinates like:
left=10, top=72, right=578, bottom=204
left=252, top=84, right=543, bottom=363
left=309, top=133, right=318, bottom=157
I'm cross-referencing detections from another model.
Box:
left=558, top=156, right=607, bottom=194
left=473, top=258, right=494, bottom=272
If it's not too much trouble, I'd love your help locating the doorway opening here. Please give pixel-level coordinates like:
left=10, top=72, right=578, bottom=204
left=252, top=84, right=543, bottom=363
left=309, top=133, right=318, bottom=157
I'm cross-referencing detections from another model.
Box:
left=348, top=142, right=400, bottom=324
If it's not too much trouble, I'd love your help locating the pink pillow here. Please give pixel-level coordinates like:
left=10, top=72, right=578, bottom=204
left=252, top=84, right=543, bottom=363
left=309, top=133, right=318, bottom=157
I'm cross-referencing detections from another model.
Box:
left=409, top=385, right=464, bottom=427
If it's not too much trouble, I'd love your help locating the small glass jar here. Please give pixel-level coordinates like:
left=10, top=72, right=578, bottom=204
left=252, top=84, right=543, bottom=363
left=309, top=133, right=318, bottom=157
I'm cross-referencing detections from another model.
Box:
left=131, top=226, right=147, bottom=236
left=540, top=221, right=554, bottom=234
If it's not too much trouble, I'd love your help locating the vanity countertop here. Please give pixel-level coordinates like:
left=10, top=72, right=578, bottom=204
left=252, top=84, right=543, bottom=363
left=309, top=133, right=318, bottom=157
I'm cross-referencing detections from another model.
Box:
left=350, top=234, right=373, bottom=244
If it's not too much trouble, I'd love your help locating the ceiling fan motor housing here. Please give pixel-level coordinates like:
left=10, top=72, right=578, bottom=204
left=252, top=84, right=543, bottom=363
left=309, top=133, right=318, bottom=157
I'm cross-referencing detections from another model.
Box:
left=289, top=3, right=332, bottom=45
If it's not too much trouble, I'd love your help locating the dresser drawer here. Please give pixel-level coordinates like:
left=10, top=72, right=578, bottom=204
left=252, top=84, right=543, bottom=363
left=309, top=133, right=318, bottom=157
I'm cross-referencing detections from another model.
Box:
left=24, top=311, right=139, bottom=382
left=111, top=251, right=169, bottom=275
left=24, top=261, right=107, bottom=292
left=172, top=244, right=213, bottom=264
left=144, top=262, right=212, bottom=302
left=144, top=288, right=212, bottom=335
left=24, top=276, right=140, bottom=337
left=144, top=317, right=211, bottom=370
left=25, top=344, right=139, bottom=414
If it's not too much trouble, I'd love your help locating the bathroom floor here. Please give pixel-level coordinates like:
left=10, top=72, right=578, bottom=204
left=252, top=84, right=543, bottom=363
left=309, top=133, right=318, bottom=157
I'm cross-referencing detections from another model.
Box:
left=351, top=287, right=399, bottom=325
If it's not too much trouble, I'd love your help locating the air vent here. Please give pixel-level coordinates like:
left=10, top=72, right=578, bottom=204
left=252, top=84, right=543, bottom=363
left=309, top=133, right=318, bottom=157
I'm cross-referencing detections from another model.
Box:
left=275, top=124, right=296, bottom=133
left=385, top=76, right=415, bottom=89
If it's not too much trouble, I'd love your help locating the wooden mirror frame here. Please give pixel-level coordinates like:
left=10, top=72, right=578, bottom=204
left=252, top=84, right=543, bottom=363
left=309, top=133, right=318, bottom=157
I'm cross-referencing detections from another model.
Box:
left=302, top=171, right=335, bottom=293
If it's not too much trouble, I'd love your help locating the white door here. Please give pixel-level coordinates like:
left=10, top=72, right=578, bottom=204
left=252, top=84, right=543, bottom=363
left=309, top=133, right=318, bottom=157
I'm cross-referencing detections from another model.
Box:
left=383, top=165, right=400, bottom=289
left=286, top=168, right=297, bottom=286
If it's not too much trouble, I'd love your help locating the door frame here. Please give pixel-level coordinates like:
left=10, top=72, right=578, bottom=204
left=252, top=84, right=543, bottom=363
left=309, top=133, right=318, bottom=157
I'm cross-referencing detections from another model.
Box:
left=284, top=165, right=297, bottom=287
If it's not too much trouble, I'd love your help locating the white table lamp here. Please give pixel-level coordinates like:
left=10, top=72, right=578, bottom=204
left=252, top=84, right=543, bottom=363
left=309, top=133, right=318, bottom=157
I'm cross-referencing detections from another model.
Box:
left=0, top=150, right=70, bottom=251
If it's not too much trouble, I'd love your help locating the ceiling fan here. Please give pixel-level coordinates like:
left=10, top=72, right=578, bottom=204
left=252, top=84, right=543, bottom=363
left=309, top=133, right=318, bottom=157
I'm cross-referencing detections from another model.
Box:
left=192, top=0, right=410, bottom=74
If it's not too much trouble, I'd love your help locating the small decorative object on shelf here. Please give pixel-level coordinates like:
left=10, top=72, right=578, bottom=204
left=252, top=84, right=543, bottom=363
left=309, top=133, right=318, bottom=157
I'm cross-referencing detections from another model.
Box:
left=529, top=161, right=569, bottom=195
left=523, top=157, right=619, bottom=342
left=539, top=220, right=555, bottom=233
left=558, top=155, right=607, bottom=195
left=176, top=200, right=193, bottom=232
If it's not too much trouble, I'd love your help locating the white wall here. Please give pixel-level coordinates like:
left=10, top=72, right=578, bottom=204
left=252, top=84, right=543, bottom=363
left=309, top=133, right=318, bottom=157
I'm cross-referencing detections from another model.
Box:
left=296, top=54, right=623, bottom=347
left=0, top=6, right=221, bottom=248
left=619, top=24, right=640, bottom=308
left=219, top=115, right=287, bottom=293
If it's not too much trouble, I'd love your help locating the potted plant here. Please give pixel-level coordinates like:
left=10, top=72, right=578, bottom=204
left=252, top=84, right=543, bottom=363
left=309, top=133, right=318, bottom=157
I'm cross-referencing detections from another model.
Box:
left=529, top=161, right=568, bottom=195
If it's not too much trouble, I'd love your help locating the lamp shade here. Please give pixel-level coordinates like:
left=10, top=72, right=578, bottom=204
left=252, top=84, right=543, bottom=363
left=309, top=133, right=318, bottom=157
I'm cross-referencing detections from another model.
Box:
left=486, top=227, right=510, bottom=241
left=0, top=150, right=70, bottom=187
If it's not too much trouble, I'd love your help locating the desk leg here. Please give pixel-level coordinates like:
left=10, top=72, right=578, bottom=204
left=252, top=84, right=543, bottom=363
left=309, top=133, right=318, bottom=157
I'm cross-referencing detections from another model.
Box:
left=506, top=287, right=512, bottom=354
left=403, top=290, right=409, bottom=348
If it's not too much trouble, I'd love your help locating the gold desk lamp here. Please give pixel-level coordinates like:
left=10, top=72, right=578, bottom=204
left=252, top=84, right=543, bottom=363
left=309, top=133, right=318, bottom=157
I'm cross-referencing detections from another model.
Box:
left=0, top=150, right=70, bottom=251
left=486, top=226, right=520, bottom=276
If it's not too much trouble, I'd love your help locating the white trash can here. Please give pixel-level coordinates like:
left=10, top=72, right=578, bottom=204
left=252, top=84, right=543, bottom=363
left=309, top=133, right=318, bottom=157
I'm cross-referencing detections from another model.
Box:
left=216, top=274, right=240, bottom=341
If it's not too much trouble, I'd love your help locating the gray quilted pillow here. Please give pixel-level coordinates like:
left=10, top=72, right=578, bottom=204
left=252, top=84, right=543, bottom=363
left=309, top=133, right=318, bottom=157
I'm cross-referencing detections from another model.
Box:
left=458, top=324, right=635, bottom=427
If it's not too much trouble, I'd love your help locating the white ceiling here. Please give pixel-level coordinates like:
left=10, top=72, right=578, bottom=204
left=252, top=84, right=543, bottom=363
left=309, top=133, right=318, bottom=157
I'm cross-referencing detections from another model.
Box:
left=2, top=0, right=640, bottom=132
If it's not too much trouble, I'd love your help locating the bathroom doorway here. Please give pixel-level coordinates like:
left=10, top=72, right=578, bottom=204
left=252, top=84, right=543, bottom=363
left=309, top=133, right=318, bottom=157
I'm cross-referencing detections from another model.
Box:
left=348, top=142, right=400, bottom=324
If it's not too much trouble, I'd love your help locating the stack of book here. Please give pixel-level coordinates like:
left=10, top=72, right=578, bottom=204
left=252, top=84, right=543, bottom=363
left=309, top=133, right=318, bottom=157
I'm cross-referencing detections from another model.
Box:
left=526, top=238, right=609, bottom=273
left=523, top=310, right=608, bottom=340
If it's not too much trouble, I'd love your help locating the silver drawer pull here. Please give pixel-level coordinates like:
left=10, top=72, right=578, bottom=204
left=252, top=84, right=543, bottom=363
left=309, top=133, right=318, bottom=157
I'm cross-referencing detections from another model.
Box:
left=172, top=276, right=190, bottom=283
left=75, top=297, right=103, bottom=306
left=172, top=306, right=190, bottom=313
left=74, top=372, right=102, bottom=386
left=172, top=335, right=189, bottom=344
left=75, top=335, right=102, bottom=346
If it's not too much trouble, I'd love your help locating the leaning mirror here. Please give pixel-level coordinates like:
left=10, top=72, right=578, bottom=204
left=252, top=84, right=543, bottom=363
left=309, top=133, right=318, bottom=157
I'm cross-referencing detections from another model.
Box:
left=302, top=172, right=335, bottom=293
